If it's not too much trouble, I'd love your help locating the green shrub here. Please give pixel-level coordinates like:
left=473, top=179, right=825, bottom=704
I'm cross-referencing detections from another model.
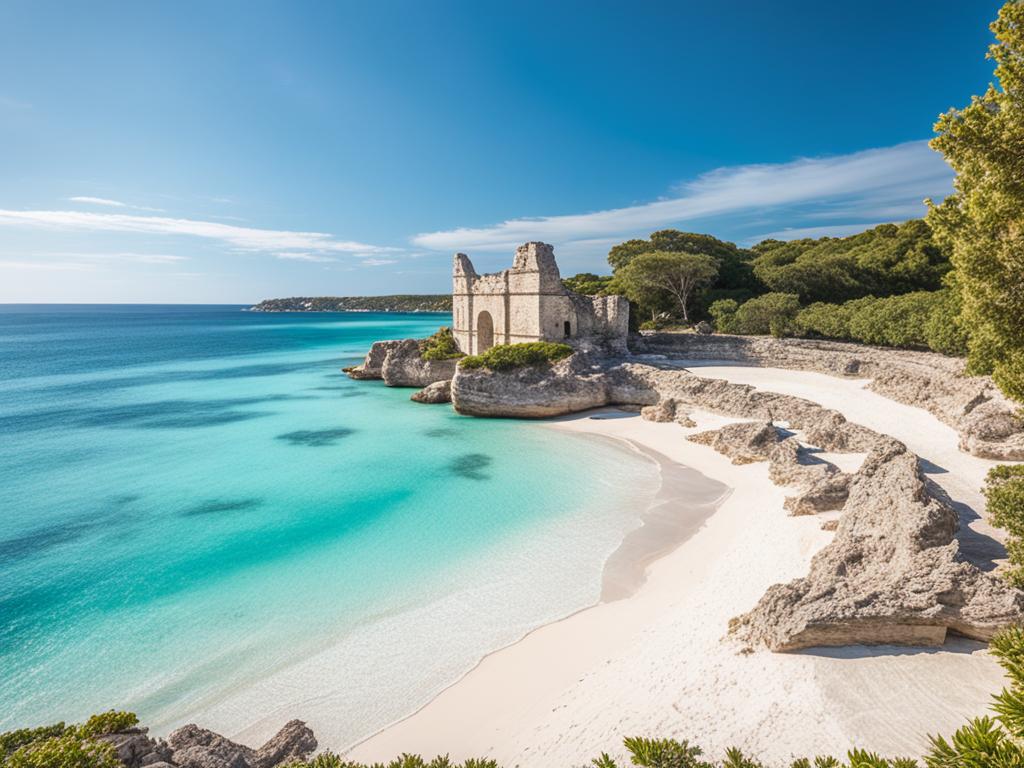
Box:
left=419, top=327, right=463, bottom=361
left=76, top=711, right=138, bottom=739
left=282, top=753, right=497, bottom=768
left=727, top=293, right=801, bottom=337
left=459, top=342, right=573, bottom=371
left=985, top=465, right=1024, bottom=587
left=0, top=724, right=68, bottom=757
left=708, top=299, right=739, bottom=333
left=4, top=734, right=120, bottom=768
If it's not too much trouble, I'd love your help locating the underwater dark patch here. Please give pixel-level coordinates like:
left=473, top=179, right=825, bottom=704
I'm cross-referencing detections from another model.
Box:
left=182, top=498, right=264, bottom=516
left=0, top=394, right=306, bottom=433
left=448, top=452, right=493, bottom=480
left=276, top=428, right=356, bottom=447
left=423, top=427, right=458, bottom=438
left=0, top=519, right=96, bottom=564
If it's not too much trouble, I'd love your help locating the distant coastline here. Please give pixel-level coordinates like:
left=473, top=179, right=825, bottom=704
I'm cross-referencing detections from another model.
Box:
left=250, top=295, right=452, bottom=313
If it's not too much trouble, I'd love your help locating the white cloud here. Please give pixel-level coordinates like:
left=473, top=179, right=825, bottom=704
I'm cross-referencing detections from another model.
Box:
left=361, top=258, right=399, bottom=266
left=411, top=140, right=952, bottom=252
left=69, top=196, right=128, bottom=208
left=275, top=252, right=338, bottom=263
left=0, top=209, right=398, bottom=257
left=0, top=260, right=97, bottom=271
left=68, top=196, right=165, bottom=212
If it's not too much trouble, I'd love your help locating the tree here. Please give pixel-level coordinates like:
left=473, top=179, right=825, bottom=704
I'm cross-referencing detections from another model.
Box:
left=608, top=230, right=759, bottom=296
left=617, top=251, right=718, bottom=323
left=928, top=0, right=1024, bottom=403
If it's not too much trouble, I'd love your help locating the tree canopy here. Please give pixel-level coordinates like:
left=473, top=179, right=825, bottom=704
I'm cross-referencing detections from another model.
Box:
left=928, top=0, right=1024, bottom=402
left=617, top=251, right=719, bottom=322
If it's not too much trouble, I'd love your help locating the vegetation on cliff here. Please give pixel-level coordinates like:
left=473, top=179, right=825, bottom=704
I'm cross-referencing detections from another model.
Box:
left=0, top=711, right=137, bottom=768
left=459, top=342, right=573, bottom=371
left=419, top=327, right=463, bottom=361
left=250, top=296, right=452, bottom=313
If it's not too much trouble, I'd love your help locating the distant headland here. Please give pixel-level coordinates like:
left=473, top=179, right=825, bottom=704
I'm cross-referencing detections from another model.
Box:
left=249, top=295, right=452, bottom=313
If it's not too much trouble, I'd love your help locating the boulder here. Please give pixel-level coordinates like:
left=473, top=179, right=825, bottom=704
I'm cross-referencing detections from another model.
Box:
left=344, top=340, right=400, bottom=380
left=730, top=441, right=1024, bottom=651
left=380, top=339, right=459, bottom=388
left=167, top=720, right=314, bottom=768
left=96, top=728, right=172, bottom=768
left=688, top=421, right=782, bottom=464
left=411, top=380, right=452, bottom=404
left=252, top=720, right=317, bottom=768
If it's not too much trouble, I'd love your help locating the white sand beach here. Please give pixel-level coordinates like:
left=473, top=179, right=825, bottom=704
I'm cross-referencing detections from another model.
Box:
left=349, top=364, right=1011, bottom=767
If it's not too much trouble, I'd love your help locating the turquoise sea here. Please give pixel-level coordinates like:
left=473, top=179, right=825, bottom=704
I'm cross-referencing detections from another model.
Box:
left=0, top=305, right=659, bottom=746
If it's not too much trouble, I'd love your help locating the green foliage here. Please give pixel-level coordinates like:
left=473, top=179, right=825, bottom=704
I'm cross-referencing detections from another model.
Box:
left=0, top=724, right=68, bottom=757
left=3, top=735, right=120, bottom=768
left=793, top=290, right=967, bottom=354
left=563, top=273, right=616, bottom=296
left=419, top=327, right=463, bottom=361
left=0, top=712, right=138, bottom=768
left=76, top=711, right=138, bottom=739
left=750, top=221, right=949, bottom=304
left=607, top=230, right=757, bottom=322
left=708, top=299, right=740, bottom=333
left=928, top=1, right=1024, bottom=403
left=281, top=753, right=495, bottom=768
left=621, top=736, right=713, bottom=768
left=721, top=293, right=801, bottom=337
left=458, top=342, right=573, bottom=371
left=617, top=251, right=719, bottom=322
left=984, top=465, right=1024, bottom=587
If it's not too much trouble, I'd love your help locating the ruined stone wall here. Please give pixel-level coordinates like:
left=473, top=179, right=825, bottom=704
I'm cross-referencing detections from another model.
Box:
left=452, top=241, right=629, bottom=355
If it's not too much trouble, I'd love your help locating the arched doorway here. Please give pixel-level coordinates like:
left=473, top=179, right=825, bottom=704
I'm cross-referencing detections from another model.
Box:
left=476, top=310, right=494, bottom=353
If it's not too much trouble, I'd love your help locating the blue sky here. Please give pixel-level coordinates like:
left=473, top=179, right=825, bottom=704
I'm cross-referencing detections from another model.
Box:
left=0, top=0, right=1004, bottom=303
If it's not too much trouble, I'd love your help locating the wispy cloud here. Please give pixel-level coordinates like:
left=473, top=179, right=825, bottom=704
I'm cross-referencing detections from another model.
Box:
left=411, top=141, right=952, bottom=252
left=0, top=209, right=398, bottom=257
left=0, top=260, right=97, bottom=272
left=275, top=252, right=338, bottom=263
left=68, top=196, right=165, bottom=212
left=361, top=257, right=399, bottom=266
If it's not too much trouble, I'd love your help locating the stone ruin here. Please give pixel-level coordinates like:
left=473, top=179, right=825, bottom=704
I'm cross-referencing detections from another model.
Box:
left=452, top=241, right=629, bottom=355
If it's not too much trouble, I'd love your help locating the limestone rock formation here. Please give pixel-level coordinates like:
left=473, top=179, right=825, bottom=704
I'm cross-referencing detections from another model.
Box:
left=411, top=380, right=452, bottom=404
left=345, top=339, right=458, bottom=388
left=640, top=398, right=693, bottom=425
left=96, top=727, right=173, bottom=768
left=165, top=721, right=316, bottom=768
left=634, top=333, right=1024, bottom=460
left=688, top=421, right=782, bottom=464
left=731, top=439, right=1024, bottom=650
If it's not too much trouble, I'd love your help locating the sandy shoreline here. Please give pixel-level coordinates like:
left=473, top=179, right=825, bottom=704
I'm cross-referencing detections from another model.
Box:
left=349, top=364, right=1010, bottom=767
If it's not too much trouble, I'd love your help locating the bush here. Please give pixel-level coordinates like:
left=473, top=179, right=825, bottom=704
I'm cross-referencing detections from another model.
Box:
left=708, top=299, right=739, bottom=333
left=419, top=327, right=463, bottom=361
left=985, top=465, right=1024, bottom=588
left=458, top=342, right=573, bottom=371
left=726, top=293, right=801, bottom=337
left=1, top=711, right=137, bottom=768
left=282, top=754, right=499, bottom=768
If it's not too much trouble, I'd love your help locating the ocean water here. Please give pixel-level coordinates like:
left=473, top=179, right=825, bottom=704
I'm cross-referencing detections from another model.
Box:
left=0, top=305, right=659, bottom=746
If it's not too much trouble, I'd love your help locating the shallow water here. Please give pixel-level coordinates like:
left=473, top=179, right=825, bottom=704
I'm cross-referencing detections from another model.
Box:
left=0, top=305, right=659, bottom=744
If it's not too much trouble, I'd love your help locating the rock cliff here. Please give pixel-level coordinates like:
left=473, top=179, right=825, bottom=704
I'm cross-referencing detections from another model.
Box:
left=345, top=339, right=458, bottom=388
left=95, top=720, right=316, bottom=768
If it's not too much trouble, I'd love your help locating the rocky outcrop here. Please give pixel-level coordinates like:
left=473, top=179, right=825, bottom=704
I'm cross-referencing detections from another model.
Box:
left=97, top=727, right=174, bottom=767
left=730, top=438, right=1024, bottom=650
left=411, top=380, right=452, bottom=404
left=162, top=721, right=316, bottom=768
left=640, top=398, right=694, bottom=426
left=634, top=333, right=1024, bottom=461
left=345, top=339, right=458, bottom=388
left=450, top=354, right=652, bottom=418
left=688, top=421, right=782, bottom=464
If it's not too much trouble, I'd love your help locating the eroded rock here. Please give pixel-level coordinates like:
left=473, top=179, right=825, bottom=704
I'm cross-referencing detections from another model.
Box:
left=167, top=721, right=315, bottom=768
left=411, top=380, right=452, bottom=404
